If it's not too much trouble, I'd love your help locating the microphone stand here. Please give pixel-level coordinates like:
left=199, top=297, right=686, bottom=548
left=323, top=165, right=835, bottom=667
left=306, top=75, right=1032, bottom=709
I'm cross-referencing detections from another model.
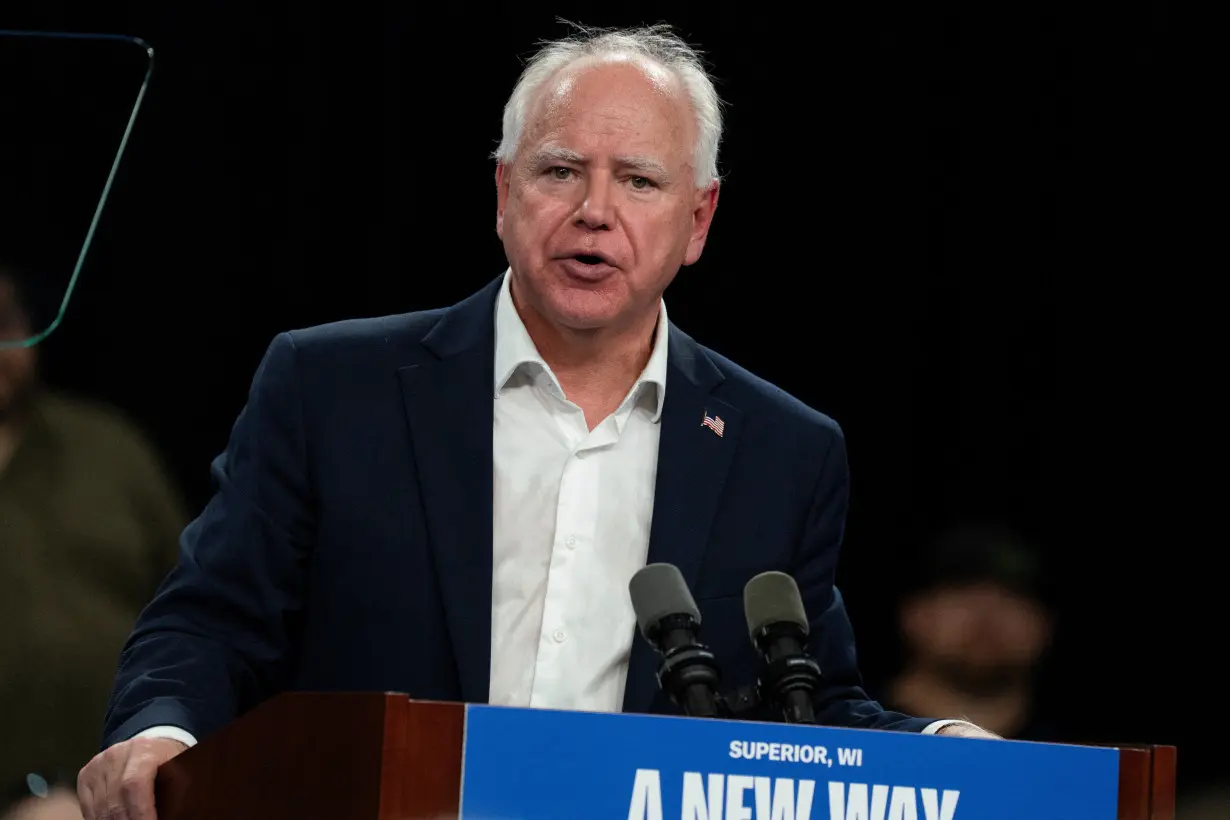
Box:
left=715, top=683, right=763, bottom=718
left=716, top=678, right=826, bottom=725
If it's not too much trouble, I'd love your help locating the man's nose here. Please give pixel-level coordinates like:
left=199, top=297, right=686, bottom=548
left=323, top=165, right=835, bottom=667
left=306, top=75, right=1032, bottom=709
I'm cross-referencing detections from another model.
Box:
left=576, top=173, right=615, bottom=230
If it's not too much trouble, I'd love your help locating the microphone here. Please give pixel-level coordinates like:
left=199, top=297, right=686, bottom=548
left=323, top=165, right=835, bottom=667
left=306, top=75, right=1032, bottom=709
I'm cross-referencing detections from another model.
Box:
left=743, top=571, right=824, bottom=724
left=628, top=563, right=723, bottom=718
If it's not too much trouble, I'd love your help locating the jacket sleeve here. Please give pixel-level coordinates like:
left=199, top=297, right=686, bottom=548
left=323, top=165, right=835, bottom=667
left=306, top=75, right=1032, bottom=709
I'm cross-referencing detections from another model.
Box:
left=790, top=425, right=934, bottom=732
left=101, top=332, right=316, bottom=748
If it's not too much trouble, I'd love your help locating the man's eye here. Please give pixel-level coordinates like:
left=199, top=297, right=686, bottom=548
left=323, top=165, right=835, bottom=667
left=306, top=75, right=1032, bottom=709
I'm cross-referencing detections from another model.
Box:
left=549, top=167, right=573, bottom=180
left=629, top=176, right=653, bottom=190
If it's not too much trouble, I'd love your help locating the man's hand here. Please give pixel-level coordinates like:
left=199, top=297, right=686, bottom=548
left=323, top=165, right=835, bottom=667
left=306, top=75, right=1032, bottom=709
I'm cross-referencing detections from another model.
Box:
left=936, top=722, right=1002, bottom=740
left=76, top=737, right=187, bottom=820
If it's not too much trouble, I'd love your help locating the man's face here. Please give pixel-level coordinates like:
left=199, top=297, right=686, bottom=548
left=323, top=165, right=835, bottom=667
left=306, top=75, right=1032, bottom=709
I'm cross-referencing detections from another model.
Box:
left=0, top=277, right=37, bottom=422
left=496, top=57, right=719, bottom=334
left=901, top=582, right=1051, bottom=692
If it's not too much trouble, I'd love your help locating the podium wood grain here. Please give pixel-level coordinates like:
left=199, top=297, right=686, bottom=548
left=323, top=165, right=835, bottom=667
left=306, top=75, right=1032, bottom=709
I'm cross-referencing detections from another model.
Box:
left=1115, top=744, right=1177, bottom=820
left=155, top=693, right=463, bottom=820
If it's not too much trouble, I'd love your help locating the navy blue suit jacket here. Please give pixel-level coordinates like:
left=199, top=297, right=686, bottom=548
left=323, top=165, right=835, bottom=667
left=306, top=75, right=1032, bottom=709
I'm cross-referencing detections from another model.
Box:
left=103, top=276, right=931, bottom=747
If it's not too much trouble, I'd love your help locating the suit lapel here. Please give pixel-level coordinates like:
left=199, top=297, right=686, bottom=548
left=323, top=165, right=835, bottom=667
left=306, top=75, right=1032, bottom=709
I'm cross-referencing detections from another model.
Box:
left=396, top=288, right=742, bottom=713
left=397, top=281, right=500, bottom=704
left=624, top=327, right=743, bottom=714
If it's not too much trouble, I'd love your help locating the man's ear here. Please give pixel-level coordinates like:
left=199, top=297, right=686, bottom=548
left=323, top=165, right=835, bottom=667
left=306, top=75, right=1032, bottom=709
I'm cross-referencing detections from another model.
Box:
left=495, top=162, right=510, bottom=238
left=682, top=181, right=720, bottom=267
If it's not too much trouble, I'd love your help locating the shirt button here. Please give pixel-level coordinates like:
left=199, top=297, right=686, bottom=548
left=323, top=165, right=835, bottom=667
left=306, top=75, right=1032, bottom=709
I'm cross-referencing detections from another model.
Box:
left=565, top=536, right=577, bottom=549
left=552, top=629, right=567, bottom=644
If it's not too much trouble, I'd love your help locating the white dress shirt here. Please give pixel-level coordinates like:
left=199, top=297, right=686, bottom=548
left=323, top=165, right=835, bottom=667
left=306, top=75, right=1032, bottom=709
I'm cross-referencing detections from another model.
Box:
left=488, top=270, right=668, bottom=713
left=136, top=271, right=967, bottom=745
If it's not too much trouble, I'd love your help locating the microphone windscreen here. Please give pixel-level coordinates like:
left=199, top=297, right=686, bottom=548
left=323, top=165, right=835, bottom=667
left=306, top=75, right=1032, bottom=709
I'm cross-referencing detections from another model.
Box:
left=629, top=563, right=701, bottom=639
left=743, top=571, right=810, bottom=639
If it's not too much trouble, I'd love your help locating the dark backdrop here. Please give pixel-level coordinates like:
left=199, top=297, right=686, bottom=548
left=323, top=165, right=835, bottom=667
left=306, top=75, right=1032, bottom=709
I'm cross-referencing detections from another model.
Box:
left=6, top=0, right=1205, bottom=794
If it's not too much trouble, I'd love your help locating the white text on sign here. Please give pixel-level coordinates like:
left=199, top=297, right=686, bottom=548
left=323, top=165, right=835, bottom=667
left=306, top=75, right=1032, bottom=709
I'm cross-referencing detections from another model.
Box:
left=728, top=742, right=864, bottom=768
left=627, top=770, right=961, bottom=820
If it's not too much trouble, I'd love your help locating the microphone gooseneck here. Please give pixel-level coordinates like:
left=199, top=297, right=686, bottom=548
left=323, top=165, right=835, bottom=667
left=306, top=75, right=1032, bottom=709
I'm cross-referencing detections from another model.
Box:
left=743, top=571, right=825, bottom=725
left=629, top=563, right=723, bottom=718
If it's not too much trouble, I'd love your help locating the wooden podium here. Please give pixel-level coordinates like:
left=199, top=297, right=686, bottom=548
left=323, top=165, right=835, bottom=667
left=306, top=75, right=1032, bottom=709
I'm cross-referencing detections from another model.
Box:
left=153, top=692, right=1176, bottom=820
left=155, top=693, right=465, bottom=820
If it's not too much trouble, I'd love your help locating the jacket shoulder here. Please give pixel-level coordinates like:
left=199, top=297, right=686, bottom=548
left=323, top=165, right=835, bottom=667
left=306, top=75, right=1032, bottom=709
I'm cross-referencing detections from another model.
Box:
left=284, top=308, right=446, bottom=357
left=701, top=344, right=843, bottom=443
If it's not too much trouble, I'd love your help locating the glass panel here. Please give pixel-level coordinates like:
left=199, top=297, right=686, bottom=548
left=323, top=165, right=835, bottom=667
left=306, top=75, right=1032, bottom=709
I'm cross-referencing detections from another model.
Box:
left=0, top=30, right=153, bottom=348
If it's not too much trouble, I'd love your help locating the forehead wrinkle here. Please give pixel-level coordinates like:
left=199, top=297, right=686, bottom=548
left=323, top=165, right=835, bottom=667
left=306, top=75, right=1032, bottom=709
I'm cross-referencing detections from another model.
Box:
left=516, top=58, right=698, bottom=185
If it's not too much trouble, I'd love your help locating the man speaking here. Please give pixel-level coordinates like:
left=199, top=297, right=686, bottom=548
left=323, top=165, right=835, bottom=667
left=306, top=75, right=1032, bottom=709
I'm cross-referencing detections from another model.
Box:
left=77, top=23, right=994, bottom=820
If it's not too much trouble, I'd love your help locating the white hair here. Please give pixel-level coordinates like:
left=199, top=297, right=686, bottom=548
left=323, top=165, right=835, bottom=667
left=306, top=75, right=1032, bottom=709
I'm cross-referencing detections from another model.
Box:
left=493, top=22, right=724, bottom=188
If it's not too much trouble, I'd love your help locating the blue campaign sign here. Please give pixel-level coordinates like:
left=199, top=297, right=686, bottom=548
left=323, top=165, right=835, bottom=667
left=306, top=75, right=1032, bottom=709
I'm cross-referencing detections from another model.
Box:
left=458, top=705, right=1120, bottom=820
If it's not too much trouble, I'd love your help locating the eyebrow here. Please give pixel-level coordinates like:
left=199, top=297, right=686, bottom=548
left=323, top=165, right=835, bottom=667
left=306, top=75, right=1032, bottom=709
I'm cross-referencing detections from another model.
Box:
left=528, top=146, right=672, bottom=182
left=528, top=146, right=586, bottom=167
left=615, top=154, right=670, bottom=180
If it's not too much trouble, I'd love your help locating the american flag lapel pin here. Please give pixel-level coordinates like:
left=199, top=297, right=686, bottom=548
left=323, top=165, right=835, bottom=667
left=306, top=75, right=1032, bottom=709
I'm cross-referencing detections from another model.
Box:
left=701, top=411, right=725, bottom=437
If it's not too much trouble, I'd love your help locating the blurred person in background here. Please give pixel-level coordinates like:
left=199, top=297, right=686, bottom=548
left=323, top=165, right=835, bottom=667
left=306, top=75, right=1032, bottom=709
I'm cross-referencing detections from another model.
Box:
left=0, top=263, right=187, bottom=817
left=885, top=525, right=1057, bottom=741
left=2, top=777, right=82, bottom=820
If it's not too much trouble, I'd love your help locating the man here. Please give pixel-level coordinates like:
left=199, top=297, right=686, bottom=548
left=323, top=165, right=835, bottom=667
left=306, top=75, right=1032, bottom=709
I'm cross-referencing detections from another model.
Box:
left=0, top=264, right=185, bottom=818
left=885, top=526, right=1057, bottom=741
left=78, top=24, right=995, bottom=820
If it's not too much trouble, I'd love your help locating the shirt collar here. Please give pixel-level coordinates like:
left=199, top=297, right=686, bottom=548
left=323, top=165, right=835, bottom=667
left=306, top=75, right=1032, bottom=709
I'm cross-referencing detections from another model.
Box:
left=493, top=269, right=669, bottom=423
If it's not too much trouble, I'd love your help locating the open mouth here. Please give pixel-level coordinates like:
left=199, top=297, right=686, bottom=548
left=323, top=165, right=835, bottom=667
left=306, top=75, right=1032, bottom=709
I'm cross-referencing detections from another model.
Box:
left=558, top=252, right=616, bottom=280
left=564, top=253, right=615, bottom=267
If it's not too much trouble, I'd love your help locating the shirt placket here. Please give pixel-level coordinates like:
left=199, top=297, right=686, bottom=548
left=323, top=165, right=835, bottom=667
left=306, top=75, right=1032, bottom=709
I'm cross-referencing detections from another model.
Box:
left=528, top=403, right=614, bottom=708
